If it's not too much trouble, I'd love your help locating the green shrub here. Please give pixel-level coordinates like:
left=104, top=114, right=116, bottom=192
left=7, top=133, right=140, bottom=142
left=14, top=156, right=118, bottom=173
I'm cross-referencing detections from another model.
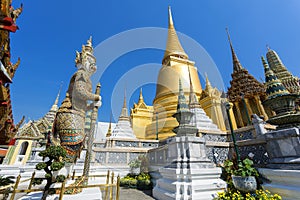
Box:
left=120, top=172, right=152, bottom=190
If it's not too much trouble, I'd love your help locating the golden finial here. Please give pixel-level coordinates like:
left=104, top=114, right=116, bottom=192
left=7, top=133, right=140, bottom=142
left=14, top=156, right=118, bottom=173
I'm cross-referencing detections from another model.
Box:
left=168, top=6, right=174, bottom=26
left=139, top=88, right=143, bottom=101
left=163, top=6, right=188, bottom=62
left=106, top=112, right=112, bottom=137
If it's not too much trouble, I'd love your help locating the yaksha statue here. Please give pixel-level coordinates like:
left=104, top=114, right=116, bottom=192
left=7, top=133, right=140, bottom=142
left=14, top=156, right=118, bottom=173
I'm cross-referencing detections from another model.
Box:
left=52, top=37, right=101, bottom=163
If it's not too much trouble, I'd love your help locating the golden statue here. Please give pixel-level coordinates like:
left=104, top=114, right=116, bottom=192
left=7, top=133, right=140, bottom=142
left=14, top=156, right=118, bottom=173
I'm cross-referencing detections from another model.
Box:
left=52, top=37, right=101, bottom=163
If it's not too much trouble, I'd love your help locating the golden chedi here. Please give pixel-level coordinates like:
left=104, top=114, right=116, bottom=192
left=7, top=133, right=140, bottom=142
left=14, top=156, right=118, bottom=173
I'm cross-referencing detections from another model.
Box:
left=144, top=7, right=202, bottom=139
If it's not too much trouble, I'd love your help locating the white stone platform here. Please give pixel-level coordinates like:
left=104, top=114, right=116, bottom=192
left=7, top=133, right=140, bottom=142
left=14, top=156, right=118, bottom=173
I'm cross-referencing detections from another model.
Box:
left=259, top=168, right=300, bottom=200
left=152, top=136, right=226, bottom=200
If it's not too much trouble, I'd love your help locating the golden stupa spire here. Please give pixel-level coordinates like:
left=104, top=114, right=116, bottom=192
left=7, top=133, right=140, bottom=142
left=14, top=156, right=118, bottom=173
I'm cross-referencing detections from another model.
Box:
left=204, top=73, right=213, bottom=93
left=226, top=28, right=243, bottom=72
left=139, top=88, right=143, bottom=101
left=163, top=6, right=188, bottom=62
left=106, top=112, right=112, bottom=137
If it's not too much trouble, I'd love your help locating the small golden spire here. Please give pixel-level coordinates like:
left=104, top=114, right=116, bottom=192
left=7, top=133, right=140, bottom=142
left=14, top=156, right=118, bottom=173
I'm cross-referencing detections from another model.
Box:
left=205, top=73, right=212, bottom=91
left=168, top=6, right=174, bottom=26
left=138, top=87, right=144, bottom=105
left=163, top=6, right=188, bottom=62
left=226, top=28, right=243, bottom=72
left=106, top=112, right=112, bottom=137
left=139, top=88, right=143, bottom=101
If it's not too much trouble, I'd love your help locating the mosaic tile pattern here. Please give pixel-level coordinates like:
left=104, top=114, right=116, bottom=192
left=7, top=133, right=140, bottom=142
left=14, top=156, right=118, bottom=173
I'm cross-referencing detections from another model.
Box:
left=108, top=152, right=127, bottom=164
left=115, top=141, right=139, bottom=147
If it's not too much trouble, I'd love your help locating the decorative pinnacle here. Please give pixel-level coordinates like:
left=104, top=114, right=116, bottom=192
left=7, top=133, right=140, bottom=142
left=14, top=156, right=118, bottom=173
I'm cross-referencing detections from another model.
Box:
left=261, top=56, right=289, bottom=99
left=205, top=73, right=212, bottom=87
left=123, top=88, right=127, bottom=109
left=54, top=83, right=62, bottom=106
left=168, top=6, right=174, bottom=26
left=106, top=112, right=112, bottom=137
left=188, top=66, right=200, bottom=107
left=139, top=88, right=143, bottom=101
left=226, top=28, right=243, bottom=72
left=163, top=6, right=188, bottom=61
left=176, top=78, right=189, bottom=112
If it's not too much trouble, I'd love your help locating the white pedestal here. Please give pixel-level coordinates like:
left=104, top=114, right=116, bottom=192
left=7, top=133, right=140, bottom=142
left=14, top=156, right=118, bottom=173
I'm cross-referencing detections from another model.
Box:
left=153, top=136, right=226, bottom=200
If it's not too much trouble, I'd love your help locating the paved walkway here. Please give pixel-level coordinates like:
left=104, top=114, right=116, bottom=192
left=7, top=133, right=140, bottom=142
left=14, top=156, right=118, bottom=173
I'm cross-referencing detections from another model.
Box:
left=119, top=188, right=155, bottom=200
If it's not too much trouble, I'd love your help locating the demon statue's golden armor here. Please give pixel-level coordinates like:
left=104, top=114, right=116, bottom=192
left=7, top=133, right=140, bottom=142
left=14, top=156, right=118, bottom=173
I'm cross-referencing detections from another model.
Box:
left=52, top=37, right=101, bottom=162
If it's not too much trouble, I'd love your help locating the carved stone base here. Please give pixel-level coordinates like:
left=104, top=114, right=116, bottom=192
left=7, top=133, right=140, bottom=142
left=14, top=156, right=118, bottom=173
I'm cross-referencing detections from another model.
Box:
left=152, top=136, right=226, bottom=200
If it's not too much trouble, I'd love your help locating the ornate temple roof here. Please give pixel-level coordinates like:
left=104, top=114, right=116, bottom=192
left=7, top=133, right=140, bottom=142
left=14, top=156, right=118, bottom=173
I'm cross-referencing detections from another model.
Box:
left=201, top=74, right=222, bottom=99
left=15, top=89, right=61, bottom=139
left=262, top=56, right=290, bottom=99
left=226, top=30, right=265, bottom=102
left=266, top=47, right=300, bottom=94
left=162, top=6, right=188, bottom=63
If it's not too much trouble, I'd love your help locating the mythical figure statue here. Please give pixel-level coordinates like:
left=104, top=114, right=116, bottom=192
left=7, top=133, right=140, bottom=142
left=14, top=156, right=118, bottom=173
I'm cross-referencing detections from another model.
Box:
left=251, top=114, right=267, bottom=137
left=52, top=37, right=101, bottom=163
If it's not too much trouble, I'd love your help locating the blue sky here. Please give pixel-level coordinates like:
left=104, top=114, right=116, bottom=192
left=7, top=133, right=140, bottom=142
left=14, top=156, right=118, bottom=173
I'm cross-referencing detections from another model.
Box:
left=10, top=0, right=300, bottom=123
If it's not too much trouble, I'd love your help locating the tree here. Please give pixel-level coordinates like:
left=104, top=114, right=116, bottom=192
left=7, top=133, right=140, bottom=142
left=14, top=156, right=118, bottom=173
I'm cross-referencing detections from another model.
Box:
left=0, top=175, right=14, bottom=200
left=35, top=146, right=67, bottom=200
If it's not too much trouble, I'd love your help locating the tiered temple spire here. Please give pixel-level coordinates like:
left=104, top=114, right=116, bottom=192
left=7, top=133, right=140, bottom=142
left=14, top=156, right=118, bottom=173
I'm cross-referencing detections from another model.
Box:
left=261, top=56, right=289, bottom=99
left=266, top=48, right=300, bottom=94
left=44, top=87, right=61, bottom=124
left=111, top=89, right=136, bottom=139
left=226, top=29, right=269, bottom=127
left=226, top=28, right=243, bottom=72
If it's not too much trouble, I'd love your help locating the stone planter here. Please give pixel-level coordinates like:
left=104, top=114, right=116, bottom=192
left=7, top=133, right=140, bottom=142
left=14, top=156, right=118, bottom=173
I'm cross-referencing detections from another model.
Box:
left=232, top=175, right=257, bottom=192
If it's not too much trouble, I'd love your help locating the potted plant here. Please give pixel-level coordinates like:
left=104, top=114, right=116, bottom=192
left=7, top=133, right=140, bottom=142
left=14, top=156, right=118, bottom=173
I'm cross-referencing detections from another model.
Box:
left=129, top=158, right=141, bottom=175
left=224, top=158, right=258, bottom=192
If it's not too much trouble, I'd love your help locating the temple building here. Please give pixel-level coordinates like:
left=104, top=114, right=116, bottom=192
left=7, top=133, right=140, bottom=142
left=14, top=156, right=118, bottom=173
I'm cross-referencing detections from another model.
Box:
left=226, top=30, right=270, bottom=128
left=130, top=88, right=153, bottom=139
left=266, top=47, right=300, bottom=95
left=137, top=7, right=227, bottom=140
left=3, top=89, right=60, bottom=165
left=199, top=75, right=228, bottom=131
